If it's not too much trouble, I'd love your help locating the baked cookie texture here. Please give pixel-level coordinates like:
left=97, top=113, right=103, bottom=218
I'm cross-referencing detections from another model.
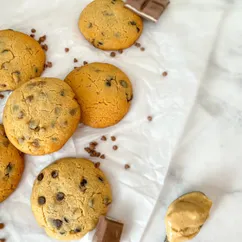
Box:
left=0, top=29, right=46, bottom=91
left=65, top=62, right=133, bottom=128
left=3, top=77, right=81, bottom=155
left=31, top=158, right=112, bottom=240
left=79, top=0, right=143, bottom=50
left=0, top=124, right=24, bottom=203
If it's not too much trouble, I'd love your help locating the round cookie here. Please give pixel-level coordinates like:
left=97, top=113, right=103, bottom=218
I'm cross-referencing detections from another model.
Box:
left=65, top=62, right=133, bottom=128
left=3, top=77, right=81, bottom=155
left=0, top=124, right=24, bottom=203
left=31, top=158, right=112, bottom=240
left=0, top=29, right=46, bottom=91
left=79, top=0, right=143, bottom=50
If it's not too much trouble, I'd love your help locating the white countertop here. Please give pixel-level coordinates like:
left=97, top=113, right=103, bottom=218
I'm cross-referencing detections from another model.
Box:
left=143, top=0, right=242, bottom=241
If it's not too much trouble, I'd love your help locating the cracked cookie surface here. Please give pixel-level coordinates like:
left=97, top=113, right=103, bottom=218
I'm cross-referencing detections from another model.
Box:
left=79, top=0, right=143, bottom=50
left=3, top=77, right=81, bottom=155
left=0, top=29, right=46, bottom=91
left=65, top=62, right=133, bottom=128
left=0, top=124, right=24, bottom=202
left=31, top=158, right=112, bottom=240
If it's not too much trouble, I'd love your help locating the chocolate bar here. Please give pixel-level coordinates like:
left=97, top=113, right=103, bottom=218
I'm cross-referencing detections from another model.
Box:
left=125, top=0, right=170, bottom=22
left=93, top=216, right=124, bottom=242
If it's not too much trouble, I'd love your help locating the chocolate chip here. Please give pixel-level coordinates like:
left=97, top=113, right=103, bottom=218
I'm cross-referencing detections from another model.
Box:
left=126, top=93, right=133, bottom=102
left=52, top=137, right=58, bottom=142
left=31, top=28, right=36, bottom=33
left=100, top=154, right=105, bottom=159
left=41, top=44, right=48, bottom=51
left=125, top=164, right=130, bottom=169
left=0, top=94, right=4, bottom=99
left=53, top=219, right=63, bottom=229
left=38, top=196, right=46, bottom=205
left=88, top=23, right=93, bottom=28
left=56, top=192, right=65, bottom=201
left=0, top=84, right=6, bottom=87
left=64, top=217, right=69, bottom=223
left=83, top=61, right=88, bottom=65
left=38, top=35, right=46, bottom=43
left=65, top=48, right=69, bottom=52
left=74, top=58, right=78, bottom=63
left=136, top=27, right=140, bottom=33
left=110, top=52, right=116, bottom=57
left=105, top=80, right=111, bottom=87
left=30, top=34, right=35, bottom=38
left=54, top=107, right=61, bottom=115
left=74, top=228, right=81, bottom=233
left=104, top=197, right=111, bottom=205
left=118, top=49, right=123, bottom=54
left=140, top=47, right=145, bottom=51
left=162, top=71, right=168, bottom=77
left=101, top=135, right=107, bottom=141
left=102, top=10, right=114, bottom=16
left=120, top=80, right=128, bottom=88
left=69, top=108, right=77, bottom=116
left=98, top=176, right=104, bottom=182
left=129, top=21, right=136, bottom=25
left=37, top=173, right=44, bottom=181
left=32, top=139, right=40, bottom=147
left=98, top=41, right=103, bottom=46
left=113, top=145, right=118, bottom=150
left=59, top=231, right=66, bottom=235
left=26, top=95, right=34, bottom=102
left=12, top=71, right=21, bottom=83
left=88, top=199, right=94, bottom=208
left=5, top=163, right=12, bottom=175
left=94, top=162, right=100, bottom=168
left=17, top=111, right=24, bottom=119
left=18, top=136, right=25, bottom=144
left=80, top=178, right=87, bottom=187
left=0, top=223, right=4, bottom=229
left=111, top=136, right=116, bottom=141
left=147, top=116, right=152, bottom=121
left=84, top=147, right=91, bottom=153
left=135, top=42, right=141, bottom=47
left=60, top=90, right=65, bottom=96
left=29, top=120, right=39, bottom=130
left=51, top=170, right=58, bottom=178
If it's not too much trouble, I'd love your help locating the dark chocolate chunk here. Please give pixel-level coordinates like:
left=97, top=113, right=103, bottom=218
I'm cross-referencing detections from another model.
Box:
left=5, top=163, right=12, bottom=175
left=51, top=170, right=59, bottom=178
left=69, top=108, right=77, bottom=116
left=98, top=176, right=104, bottom=182
left=53, top=219, right=63, bottom=229
left=26, top=95, right=34, bottom=102
left=38, top=196, right=46, bottom=205
left=74, top=228, right=81, bottom=233
left=56, top=192, right=65, bottom=201
left=37, top=173, right=44, bottom=181
left=80, top=178, right=87, bottom=187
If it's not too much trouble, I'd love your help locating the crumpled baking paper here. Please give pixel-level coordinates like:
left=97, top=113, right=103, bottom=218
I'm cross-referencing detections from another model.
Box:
left=0, top=0, right=203, bottom=241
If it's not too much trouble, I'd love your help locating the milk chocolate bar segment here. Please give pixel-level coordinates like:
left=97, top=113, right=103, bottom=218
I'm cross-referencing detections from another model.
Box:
left=125, top=0, right=147, bottom=11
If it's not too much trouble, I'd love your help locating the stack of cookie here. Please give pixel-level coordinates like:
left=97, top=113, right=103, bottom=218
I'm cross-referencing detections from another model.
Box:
left=0, top=0, right=144, bottom=240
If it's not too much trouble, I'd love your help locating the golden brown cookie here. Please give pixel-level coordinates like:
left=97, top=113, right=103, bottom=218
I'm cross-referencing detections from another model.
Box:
left=65, top=62, right=133, bottom=128
left=79, top=0, right=143, bottom=50
left=0, top=124, right=24, bottom=203
left=31, top=158, right=112, bottom=240
left=3, top=77, right=81, bottom=155
left=0, top=29, right=46, bottom=91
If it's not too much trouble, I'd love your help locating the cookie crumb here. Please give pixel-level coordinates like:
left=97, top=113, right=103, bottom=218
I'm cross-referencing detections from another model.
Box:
left=83, top=61, right=88, bottom=65
left=118, top=49, right=123, bottom=54
left=38, top=35, right=46, bottom=43
left=74, top=58, right=78, bottom=63
left=41, top=44, right=48, bottom=51
left=0, top=223, right=4, bottom=229
left=110, top=52, right=116, bottom=57
left=101, top=135, right=107, bottom=141
left=95, top=162, right=101, bottom=168
left=30, top=34, right=35, bottom=38
left=111, top=136, right=116, bottom=141
left=135, top=42, right=141, bottom=47
left=0, top=94, right=4, bottom=99
left=140, top=47, right=145, bottom=51
left=31, top=28, right=36, bottom=33
left=113, top=145, right=118, bottom=151
left=100, top=154, right=105, bottom=159
left=65, top=48, right=69, bottom=53
left=147, top=116, right=152, bottom=121
left=124, top=164, right=130, bottom=169
left=162, top=71, right=168, bottom=77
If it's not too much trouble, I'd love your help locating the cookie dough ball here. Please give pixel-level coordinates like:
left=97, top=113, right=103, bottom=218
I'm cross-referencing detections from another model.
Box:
left=0, top=29, right=46, bottom=91
left=0, top=124, right=24, bottom=202
left=31, top=158, right=112, bottom=240
left=79, top=0, right=143, bottom=50
left=65, top=63, right=133, bottom=128
left=3, top=77, right=81, bottom=155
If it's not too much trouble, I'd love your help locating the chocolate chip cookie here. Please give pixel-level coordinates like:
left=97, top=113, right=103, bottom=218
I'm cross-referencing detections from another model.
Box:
left=31, top=158, right=112, bottom=240
left=0, top=29, right=46, bottom=91
left=3, top=77, right=81, bottom=155
left=79, top=0, right=143, bottom=50
left=0, top=124, right=24, bottom=202
left=65, top=62, right=133, bottom=128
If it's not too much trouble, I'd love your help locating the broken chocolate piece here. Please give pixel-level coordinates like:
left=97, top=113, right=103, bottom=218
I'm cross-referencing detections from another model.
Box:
left=93, top=216, right=124, bottom=242
left=125, top=0, right=170, bottom=22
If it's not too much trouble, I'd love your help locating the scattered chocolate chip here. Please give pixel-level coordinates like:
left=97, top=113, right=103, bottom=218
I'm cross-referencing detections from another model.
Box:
left=140, top=47, right=145, bottom=51
left=74, top=58, right=78, bottom=63
left=135, top=42, right=141, bottom=47
left=125, top=164, right=130, bottom=169
left=101, top=136, right=107, bottom=141
left=32, top=139, right=40, bottom=147
left=46, top=61, right=52, bottom=68
left=30, top=34, right=35, bottom=38
left=88, top=23, right=93, bottom=28
left=98, top=41, right=103, bottom=46
left=120, top=80, right=128, bottom=88
left=147, top=116, right=152, bottom=121
left=118, top=49, right=123, bottom=54
left=17, top=111, right=24, bottom=119
left=0, top=223, right=4, bottom=229
left=29, top=120, right=39, bottom=130
left=37, top=173, right=44, bottom=181
left=26, top=95, right=34, bottom=102
left=52, top=137, right=58, bottom=142
left=53, top=219, right=63, bottom=229
left=74, top=228, right=81, bottom=233
left=83, top=61, right=88, bottom=65
left=98, top=176, right=104, bottom=182
left=38, top=196, right=46, bottom=205
left=126, top=93, right=133, bottom=102
left=65, top=48, right=69, bottom=52
left=89, top=141, right=98, bottom=150
left=110, top=52, right=116, bottom=57
left=104, top=197, right=111, bottom=205
left=56, top=192, right=65, bottom=201
left=136, top=27, right=140, bottom=33
left=31, top=28, right=36, bottom=33
left=38, top=35, right=46, bottom=43
left=129, top=21, right=136, bottom=25
left=51, top=170, right=58, bottom=178
left=59, top=231, right=66, bottom=235
left=60, top=90, right=65, bottom=96
left=100, top=154, right=105, bottom=159
left=105, top=80, right=111, bottom=87
left=95, top=162, right=100, bottom=168
left=113, top=145, right=118, bottom=151
left=0, top=94, right=4, bottom=99
left=41, top=44, right=48, bottom=51
left=80, top=178, right=87, bottom=187
left=88, top=199, right=94, bottom=208
left=5, top=163, right=12, bottom=176
left=64, top=217, right=69, bottom=223
left=84, top=147, right=91, bottom=153
left=69, top=108, right=77, bottom=116
left=74, top=67, right=78, bottom=69
left=0, top=84, right=6, bottom=88
left=111, top=136, right=116, bottom=141
left=162, top=71, right=168, bottom=77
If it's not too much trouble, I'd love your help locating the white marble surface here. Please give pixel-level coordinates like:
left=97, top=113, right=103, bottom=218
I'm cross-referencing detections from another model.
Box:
left=143, top=0, right=242, bottom=241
